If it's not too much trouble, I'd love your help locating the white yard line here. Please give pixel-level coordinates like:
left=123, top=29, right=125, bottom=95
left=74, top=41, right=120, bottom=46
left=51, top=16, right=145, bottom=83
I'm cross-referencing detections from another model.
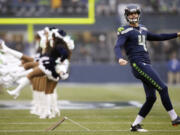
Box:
left=0, top=122, right=173, bottom=125
left=1, top=129, right=180, bottom=133
left=0, top=115, right=170, bottom=119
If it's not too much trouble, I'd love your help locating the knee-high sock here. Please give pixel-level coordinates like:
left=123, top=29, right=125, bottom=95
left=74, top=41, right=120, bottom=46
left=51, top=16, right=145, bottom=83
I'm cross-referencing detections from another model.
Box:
left=132, top=115, right=144, bottom=126
left=168, top=109, right=178, bottom=121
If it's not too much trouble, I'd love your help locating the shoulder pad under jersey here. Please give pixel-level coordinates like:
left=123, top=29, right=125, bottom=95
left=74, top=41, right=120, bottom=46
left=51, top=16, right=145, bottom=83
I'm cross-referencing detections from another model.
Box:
left=139, top=24, right=148, bottom=31
left=117, top=26, right=133, bottom=35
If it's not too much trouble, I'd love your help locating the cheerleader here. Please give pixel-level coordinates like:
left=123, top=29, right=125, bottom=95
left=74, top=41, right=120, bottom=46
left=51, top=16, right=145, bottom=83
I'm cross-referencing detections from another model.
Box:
left=1, top=28, right=74, bottom=118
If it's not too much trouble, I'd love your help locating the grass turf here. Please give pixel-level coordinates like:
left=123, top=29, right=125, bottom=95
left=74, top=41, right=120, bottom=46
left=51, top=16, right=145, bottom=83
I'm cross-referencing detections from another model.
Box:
left=0, top=84, right=180, bottom=135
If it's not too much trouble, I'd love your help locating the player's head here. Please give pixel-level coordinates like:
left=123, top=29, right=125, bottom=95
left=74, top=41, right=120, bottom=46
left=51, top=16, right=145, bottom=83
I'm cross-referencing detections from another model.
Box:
left=124, top=4, right=141, bottom=24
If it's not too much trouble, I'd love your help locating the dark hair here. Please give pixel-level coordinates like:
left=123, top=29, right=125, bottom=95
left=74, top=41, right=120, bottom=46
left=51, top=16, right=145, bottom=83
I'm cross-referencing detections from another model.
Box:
left=45, top=33, right=72, bottom=60
left=58, top=30, right=66, bottom=36
left=34, top=34, right=41, bottom=41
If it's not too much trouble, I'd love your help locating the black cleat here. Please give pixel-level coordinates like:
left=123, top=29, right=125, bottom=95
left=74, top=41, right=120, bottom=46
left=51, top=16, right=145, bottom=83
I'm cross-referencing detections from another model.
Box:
left=172, top=116, right=180, bottom=126
left=130, top=124, right=148, bottom=132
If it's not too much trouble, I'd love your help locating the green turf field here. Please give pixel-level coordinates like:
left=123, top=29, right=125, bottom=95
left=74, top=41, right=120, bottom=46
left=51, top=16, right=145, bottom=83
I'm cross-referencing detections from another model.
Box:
left=0, top=84, right=180, bottom=135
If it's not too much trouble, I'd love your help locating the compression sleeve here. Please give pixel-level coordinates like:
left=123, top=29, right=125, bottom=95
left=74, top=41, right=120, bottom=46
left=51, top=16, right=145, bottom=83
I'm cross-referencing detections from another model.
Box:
left=147, top=32, right=177, bottom=41
left=114, top=35, right=127, bottom=59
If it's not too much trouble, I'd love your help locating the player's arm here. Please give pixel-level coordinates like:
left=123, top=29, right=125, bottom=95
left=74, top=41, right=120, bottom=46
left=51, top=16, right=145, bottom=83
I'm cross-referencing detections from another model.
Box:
left=114, top=28, right=128, bottom=66
left=147, top=31, right=179, bottom=41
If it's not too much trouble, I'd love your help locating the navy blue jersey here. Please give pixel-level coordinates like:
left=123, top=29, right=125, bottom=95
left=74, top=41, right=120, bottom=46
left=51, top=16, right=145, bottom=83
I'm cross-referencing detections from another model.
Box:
left=114, top=24, right=177, bottom=64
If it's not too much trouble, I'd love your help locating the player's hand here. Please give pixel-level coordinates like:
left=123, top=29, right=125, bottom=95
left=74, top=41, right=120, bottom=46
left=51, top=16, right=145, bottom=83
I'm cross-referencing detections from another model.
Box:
left=118, top=58, right=128, bottom=66
left=177, top=32, right=180, bottom=37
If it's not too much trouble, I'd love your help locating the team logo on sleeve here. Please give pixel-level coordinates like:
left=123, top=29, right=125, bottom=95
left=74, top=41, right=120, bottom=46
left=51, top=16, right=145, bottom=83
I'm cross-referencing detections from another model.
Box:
left=117, top=27, right=124, bottom=35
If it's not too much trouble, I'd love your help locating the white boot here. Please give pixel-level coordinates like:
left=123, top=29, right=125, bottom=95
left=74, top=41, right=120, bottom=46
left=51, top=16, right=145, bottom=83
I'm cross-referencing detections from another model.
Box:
left=35, top=91, right=45, bottom=116
left=39, top=94, right=52, bottom=119
left=9, top=67, right=25, bottom=80
left=0, top=67, right=10, bottom=75
left=31, top=91, right=44, bottom=116
left=17, top=69, right=33, bottom=78
left=13, top=69, right=33, bottom=81
left=1, top=41, right=23, bottom=59
left=30, top=90, right=38, bottom=115
left=7, top=77, right=30, bottom=99
left=51, top=90, right=60, bottom=118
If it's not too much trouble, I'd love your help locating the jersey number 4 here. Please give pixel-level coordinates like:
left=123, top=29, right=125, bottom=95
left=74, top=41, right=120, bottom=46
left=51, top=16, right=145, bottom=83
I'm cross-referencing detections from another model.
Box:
left=138, top=35, right=147, bottom=51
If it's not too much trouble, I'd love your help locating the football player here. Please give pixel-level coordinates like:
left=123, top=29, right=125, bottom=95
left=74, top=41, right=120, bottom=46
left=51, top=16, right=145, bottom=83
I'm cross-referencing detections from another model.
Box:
left=114, top=4, right=180, bottom=132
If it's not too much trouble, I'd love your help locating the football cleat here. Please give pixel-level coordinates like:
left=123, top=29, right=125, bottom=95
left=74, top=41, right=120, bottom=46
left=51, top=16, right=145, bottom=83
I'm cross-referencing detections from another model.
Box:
left=172, top=116, right=180, bottom=126
left=130, top=124, right=148, bottom=132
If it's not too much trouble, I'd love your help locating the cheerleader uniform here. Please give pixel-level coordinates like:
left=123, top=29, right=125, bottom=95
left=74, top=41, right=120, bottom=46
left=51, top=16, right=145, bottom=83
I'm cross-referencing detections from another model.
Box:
left=39, top=44, right=69, bottom=81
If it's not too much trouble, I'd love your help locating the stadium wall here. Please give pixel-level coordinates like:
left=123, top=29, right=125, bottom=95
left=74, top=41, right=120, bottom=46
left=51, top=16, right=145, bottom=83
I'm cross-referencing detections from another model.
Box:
left=0, top=14, right=180, bottom=32
left=65, top=62, right=168, bottom=83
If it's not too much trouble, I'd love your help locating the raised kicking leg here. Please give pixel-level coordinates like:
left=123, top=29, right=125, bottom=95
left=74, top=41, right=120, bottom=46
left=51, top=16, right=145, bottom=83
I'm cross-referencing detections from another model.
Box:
left=7, top=67, right=44, bottom=99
